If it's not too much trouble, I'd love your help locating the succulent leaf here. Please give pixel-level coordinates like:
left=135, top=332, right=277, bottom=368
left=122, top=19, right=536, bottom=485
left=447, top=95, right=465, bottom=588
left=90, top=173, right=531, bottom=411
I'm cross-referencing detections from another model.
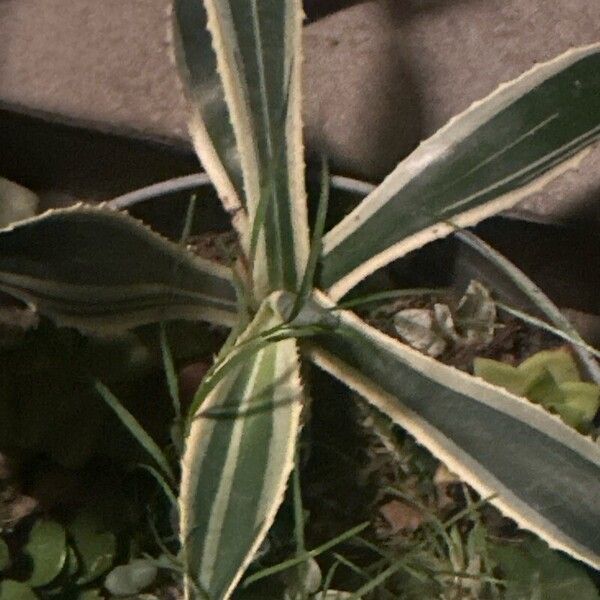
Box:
left=474, top=349, right=600, bottom=431
left=320, top=44, right=600, bottom=299
left=0, top=205, right=238, bottom=332
left=172, top=0, right=310, bottom=297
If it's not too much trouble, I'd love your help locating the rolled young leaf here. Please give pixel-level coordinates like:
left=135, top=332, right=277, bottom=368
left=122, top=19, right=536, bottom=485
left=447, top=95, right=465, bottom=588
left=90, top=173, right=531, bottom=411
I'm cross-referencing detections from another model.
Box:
left=320, top=43, right=600, bottom=300
left=180, top=0, right=309, bottom=296
left=180, top=295, right=303, bottom=599
left=0, top=177, right=38, bottom=227
left=0, top=205, right=238, bottom=332
left=304, top=291, right=600, bottom=570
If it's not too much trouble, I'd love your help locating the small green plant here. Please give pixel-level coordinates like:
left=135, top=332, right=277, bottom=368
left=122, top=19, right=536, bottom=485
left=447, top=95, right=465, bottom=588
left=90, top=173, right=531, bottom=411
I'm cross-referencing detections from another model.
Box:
left=0, top=2, right=599, bottom=598
left=475, top=348, right=600, bottom=432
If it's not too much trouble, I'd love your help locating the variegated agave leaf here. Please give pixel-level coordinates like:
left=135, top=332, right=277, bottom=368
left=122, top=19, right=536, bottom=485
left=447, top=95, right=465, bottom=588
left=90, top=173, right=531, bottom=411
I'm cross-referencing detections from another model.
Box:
left=180, top=295, right=303, bottom=599
left=0, top=205, right=238, bottom=332
left=173, top=0, right=309, bottom=297
left=170, top=1, right=245, bottom=231
left=0, top=177, right=38, bottom=227
left=304, top=291, right=600, bottom=571
left=320, top=43, right=600, bottom=300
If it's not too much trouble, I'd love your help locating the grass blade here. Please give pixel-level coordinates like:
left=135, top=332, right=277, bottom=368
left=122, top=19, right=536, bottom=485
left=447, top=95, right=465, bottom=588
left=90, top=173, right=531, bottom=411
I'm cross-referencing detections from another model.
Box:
left=290, top=157, right=330, bottom=320
left=94, top=380, right=174, bottom=482
left=242, top=522, right=370, bottom=587
left=496, top=302, right=600, bottom=361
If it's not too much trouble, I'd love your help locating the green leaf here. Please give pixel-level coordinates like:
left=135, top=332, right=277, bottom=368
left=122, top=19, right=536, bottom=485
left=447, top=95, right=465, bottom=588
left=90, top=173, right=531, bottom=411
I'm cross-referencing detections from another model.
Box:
left=94, top=381, right=174, bottom=482
left=0, top=580, right=38, bottom=600
left=68, top=511, right=117, bottom=585
left=180, top=295, right=303, bottom=599
left=305, top=291, right=600, bottom=571
left=23, top=520, right=67, bottom=588
left=455, top=230, right=600, bottom=383
left=0, top=205, right=238, bottom=332
left=491, top=537, right=599, bottom=600
left=170, top=2, right=246, bottom=230
left=104, top=559, right=158, bottom=596
left=0, top=178, right=38, bottom=228
left=175, top=0, right=309, bottom=296
left=320, top=44, right=600, bottom=299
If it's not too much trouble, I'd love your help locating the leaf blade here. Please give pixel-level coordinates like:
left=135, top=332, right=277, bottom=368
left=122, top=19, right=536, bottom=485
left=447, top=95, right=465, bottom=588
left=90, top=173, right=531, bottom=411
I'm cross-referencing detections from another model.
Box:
left=171, top=0, right=247, bottom=234
left=0, top=177, right=38, bottom=227
left=192, top=0, right=310, bottom=295
left=305, top=291, right=600, bottom=570
left=94, top=380, right=175, bottom=482
left=180, top=298, right=303, bottom=599
left=0, top=205, right=238, bottom=332
left=320, top=44, right=600, bottom=299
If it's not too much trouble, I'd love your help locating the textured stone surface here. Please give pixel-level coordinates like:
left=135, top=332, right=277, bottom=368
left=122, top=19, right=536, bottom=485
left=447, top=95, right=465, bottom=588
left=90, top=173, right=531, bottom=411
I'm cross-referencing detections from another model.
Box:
left=0, top=0, right=599, bottom=219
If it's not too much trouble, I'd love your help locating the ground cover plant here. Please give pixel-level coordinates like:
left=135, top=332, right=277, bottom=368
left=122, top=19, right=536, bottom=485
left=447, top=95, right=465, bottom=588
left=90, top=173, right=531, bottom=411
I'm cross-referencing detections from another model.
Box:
left=0, top=1, right=599, bottom=598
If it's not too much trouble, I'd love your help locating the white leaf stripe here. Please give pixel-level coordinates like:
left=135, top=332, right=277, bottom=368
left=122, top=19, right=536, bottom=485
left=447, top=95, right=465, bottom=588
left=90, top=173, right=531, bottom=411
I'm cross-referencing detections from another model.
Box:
left=0, top=274, right=236, bottom=309
left=440, top=123, right=600, bottom=215
left=203, top=0, right=261, bottom=217
left=284, top=0, right=311, bottom=284
left=306, top=291, right=600, bottom=569
left=320, top=43, right=600, bottom=300
left=180, top=300, right=303, bottom=599
left=255, top=338, right=303, bottom=526
left=0, top=275, right=238, bottom=330
left=199, top=351, right=264, bottom=587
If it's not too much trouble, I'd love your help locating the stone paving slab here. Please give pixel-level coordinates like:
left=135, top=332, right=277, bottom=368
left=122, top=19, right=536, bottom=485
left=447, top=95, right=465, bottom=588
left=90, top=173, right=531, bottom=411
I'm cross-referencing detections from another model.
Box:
left=0, top=0, right=599, bottom=221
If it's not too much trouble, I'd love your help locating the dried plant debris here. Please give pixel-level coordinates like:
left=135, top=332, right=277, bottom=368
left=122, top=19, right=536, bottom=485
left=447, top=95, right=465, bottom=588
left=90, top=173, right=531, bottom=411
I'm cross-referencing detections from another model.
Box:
left=393, top=281, right=496, bottom=358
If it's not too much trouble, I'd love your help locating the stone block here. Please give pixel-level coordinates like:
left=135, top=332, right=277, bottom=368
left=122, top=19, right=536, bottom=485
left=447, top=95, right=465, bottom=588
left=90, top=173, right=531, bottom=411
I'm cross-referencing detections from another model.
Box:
left=0, top=0, right=598, bottom=221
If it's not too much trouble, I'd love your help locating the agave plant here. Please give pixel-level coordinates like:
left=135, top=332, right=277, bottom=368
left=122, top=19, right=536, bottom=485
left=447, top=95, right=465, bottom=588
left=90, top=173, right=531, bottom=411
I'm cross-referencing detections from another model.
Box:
left=0, top=1, right=599, bottom=598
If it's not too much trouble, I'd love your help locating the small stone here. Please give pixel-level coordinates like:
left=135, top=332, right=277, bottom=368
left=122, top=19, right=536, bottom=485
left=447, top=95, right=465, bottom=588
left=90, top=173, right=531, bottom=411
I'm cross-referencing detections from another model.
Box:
left=379, top=499, right=424, bottom=534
